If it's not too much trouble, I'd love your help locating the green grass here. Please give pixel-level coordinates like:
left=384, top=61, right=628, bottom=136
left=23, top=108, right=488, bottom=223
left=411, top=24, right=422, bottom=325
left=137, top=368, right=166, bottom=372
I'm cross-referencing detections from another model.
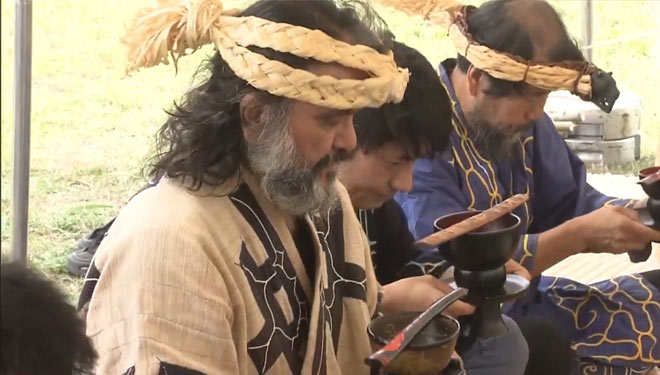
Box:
left=1, top=0, right=659, bottom=300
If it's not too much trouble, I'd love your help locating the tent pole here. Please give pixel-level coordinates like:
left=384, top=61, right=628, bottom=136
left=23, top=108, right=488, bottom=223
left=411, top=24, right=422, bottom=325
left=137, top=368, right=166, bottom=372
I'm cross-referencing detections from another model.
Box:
left=582, top=0, right=593, bottom=62
left=11, top=0, right=32, bottom=266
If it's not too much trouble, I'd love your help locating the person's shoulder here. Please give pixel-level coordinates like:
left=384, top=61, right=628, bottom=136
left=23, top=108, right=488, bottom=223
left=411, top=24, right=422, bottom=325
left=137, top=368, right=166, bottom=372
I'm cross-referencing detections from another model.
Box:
left=533, top=113, right=564, bottom=141
left=412, top=148, right=456, bottom=177
left=124, top=178, right=231, bottom=227
left=106, top=177, right=243, bottom=250
left=94, top=178, right=244, bottom=272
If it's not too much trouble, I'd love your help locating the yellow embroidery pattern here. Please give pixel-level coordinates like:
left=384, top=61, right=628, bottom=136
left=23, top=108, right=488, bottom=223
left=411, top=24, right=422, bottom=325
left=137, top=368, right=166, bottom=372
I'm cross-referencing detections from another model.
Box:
left=603, top=198, right=636, bottom=208
left=580, top=362, right=653, bottom=375
left=518, top=234, right=534, bottom=269
left=439, top=78, right=504, bottom=209
left=439, top=76, right=534, bottom=260
left=547, top=275, right=660, bottom=366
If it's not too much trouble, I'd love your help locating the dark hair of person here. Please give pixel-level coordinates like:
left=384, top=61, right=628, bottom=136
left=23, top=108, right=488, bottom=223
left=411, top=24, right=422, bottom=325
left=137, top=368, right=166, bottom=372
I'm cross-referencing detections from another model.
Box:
left=354, top=41, right=452, bottom=159
left=1, top=262, right=97, bottom=375
left=456, top=0, right=585, bottom=97
left=147, top=0, right=394, bottom=190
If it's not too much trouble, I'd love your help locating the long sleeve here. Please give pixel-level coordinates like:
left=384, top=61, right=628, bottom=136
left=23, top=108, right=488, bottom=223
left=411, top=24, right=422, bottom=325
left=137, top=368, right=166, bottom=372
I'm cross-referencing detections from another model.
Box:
left=394, top=116, right=639, bottom=273
left=85, top=212, right=240, bottom=375
left=530, top=116, right=635, bottom=233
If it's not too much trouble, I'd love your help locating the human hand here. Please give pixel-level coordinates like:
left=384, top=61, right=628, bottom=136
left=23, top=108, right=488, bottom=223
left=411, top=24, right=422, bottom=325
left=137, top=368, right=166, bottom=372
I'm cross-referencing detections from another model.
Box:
left=505, top=259, right=531, bottom=281
left=575, top=205, right=660, bottom=254
left=380, top=275, right=475, bottom=318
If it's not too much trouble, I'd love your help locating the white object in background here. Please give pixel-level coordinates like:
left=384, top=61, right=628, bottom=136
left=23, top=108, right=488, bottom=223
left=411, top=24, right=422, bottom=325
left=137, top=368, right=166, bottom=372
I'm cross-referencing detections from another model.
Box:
left=545, top=90, right=642, bottom=165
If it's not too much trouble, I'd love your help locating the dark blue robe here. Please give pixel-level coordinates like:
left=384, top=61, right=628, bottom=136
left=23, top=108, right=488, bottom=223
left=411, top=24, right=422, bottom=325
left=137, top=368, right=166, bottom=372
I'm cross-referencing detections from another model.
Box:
left=395, top=59, right=660, bottom=375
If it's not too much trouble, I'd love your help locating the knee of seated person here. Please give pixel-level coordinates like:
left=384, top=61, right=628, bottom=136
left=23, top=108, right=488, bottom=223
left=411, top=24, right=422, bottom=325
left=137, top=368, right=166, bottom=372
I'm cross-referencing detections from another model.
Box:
left=489, top=315, right=529, bottom=375
left=461, top=315, right=529, bottom=375
left=501, top=315, right=529, bottom=362
left=515, top=315, right=574, bottom=375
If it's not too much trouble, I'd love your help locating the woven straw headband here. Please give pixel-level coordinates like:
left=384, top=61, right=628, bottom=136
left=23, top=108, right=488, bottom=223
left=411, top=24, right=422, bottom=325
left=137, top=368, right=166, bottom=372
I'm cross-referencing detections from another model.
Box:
left=122, top=0, right=410, bottom=110
left=447, top=7, right=595, bottom=98
left=374, top=0, right=613, bottom=102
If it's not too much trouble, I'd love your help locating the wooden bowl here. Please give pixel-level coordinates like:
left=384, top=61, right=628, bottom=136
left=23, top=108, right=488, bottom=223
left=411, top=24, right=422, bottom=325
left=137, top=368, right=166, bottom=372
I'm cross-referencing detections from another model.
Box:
left=368, top=312, right=460, bottom=375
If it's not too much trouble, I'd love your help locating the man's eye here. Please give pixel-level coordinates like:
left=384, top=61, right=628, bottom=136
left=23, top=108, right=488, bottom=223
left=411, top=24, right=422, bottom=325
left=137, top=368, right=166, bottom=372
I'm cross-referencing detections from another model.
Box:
left=388, top=159, right=404, bottom=166
left=323, top=119, right=341, bottom=128
left=320, top=116, right=345, bottom=129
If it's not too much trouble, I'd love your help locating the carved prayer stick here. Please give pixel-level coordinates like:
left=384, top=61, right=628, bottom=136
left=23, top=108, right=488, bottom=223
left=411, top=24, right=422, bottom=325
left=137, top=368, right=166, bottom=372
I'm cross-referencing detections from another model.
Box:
left=414, top=193, right=529, bottom=250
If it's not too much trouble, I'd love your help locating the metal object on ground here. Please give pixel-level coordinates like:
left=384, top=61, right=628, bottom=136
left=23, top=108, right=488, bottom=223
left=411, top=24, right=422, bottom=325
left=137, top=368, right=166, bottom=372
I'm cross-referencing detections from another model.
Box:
left=565, top=137, right=639, bottom=166
left=545, top=90, right=642, bottom=165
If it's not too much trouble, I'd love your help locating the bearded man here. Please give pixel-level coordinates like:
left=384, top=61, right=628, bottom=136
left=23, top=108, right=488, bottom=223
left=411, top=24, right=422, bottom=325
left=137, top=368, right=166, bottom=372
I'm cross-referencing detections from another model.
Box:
left=77, top=1, right=467, bottom=374
left=390, top=0, right=660, bottom=374
left=340, top=40, right=533, bottom=375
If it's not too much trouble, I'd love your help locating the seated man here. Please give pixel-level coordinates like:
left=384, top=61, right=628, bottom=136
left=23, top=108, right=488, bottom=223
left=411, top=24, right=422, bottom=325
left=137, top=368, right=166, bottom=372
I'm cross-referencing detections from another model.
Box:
left=78, top=1, right=470, bottom=374
left=339, top=41, right=530, bottom=375
left=392, top=0, right=660, bottom=374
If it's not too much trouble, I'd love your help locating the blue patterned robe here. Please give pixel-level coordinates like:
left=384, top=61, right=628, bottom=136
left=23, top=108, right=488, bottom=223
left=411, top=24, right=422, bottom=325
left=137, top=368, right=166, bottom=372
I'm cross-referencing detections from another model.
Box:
left=395, top=59, right=660, bottom=375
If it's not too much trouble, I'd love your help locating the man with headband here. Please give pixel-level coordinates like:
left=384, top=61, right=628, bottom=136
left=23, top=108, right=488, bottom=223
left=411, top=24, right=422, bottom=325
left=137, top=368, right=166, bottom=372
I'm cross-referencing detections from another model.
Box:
left=341, top=40, right=532, bottom=375
left=384, top=0, right=660, bottom=373
left=77, top=1, right=471, bottom=374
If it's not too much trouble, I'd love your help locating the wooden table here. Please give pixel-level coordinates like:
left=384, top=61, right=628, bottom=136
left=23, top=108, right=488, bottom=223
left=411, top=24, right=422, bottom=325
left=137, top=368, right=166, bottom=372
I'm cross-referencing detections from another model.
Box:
left=544, top=243, right=660, bottom=284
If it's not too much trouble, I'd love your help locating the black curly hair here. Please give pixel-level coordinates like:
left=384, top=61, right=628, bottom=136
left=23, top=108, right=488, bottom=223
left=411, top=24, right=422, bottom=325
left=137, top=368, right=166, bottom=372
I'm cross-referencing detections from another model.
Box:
left=354, top=41, right=452, bottom=159
left=147, top=0, right=394, bottom=190
left=1, top=262, right=97, bottom=375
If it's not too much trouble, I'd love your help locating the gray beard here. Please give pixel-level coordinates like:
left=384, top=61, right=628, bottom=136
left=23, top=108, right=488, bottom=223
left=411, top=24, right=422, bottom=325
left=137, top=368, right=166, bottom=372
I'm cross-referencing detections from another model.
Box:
left=246, top=107, right=339, bottom=217
left=468, top=112, right=527, bottom=164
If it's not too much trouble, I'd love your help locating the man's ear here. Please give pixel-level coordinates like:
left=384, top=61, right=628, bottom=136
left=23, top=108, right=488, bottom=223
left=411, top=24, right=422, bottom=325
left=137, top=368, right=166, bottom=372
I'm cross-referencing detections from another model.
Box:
left=240, top=93, right=266, bottom=144
left=466, top=65, right=484, bottom=97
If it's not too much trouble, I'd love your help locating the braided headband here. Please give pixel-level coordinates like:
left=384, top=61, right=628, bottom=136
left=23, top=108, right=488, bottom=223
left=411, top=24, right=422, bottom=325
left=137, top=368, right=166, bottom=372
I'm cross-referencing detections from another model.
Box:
left=122, top=0, right=409, bottom=110
left=448, top=8, right=595, bottom=95
left=374, top=0, right=619, bottom=112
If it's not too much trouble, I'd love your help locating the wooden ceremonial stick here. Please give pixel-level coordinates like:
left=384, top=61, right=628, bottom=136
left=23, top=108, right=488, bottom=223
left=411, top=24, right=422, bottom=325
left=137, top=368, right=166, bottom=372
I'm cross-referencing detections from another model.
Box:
left=639, top=170, right=660, bottom=186
left=414, top=193, right=529, bottom=250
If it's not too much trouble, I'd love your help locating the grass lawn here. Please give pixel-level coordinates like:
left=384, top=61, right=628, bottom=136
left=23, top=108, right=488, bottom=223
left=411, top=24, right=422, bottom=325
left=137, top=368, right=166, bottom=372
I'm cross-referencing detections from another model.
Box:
left=1, top=0, right=659, bottom=302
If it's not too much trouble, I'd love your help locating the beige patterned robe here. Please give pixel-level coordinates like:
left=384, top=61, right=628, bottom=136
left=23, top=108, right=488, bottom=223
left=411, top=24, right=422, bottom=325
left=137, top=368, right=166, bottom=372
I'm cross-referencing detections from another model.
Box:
left=80, top=173, right=380, bottom=375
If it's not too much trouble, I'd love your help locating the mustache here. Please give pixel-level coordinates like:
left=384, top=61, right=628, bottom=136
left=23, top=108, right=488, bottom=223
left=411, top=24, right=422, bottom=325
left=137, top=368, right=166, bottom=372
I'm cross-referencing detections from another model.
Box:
left=311, top=148, right=356, bottom=175
left=264, top=148, right=355, bottom=198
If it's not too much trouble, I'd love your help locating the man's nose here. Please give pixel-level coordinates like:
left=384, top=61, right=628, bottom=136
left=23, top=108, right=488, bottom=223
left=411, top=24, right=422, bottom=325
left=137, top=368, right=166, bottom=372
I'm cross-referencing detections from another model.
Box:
left=391, top=162, right=414, bottom=193
left=333, top=115, right=357, bottom=153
